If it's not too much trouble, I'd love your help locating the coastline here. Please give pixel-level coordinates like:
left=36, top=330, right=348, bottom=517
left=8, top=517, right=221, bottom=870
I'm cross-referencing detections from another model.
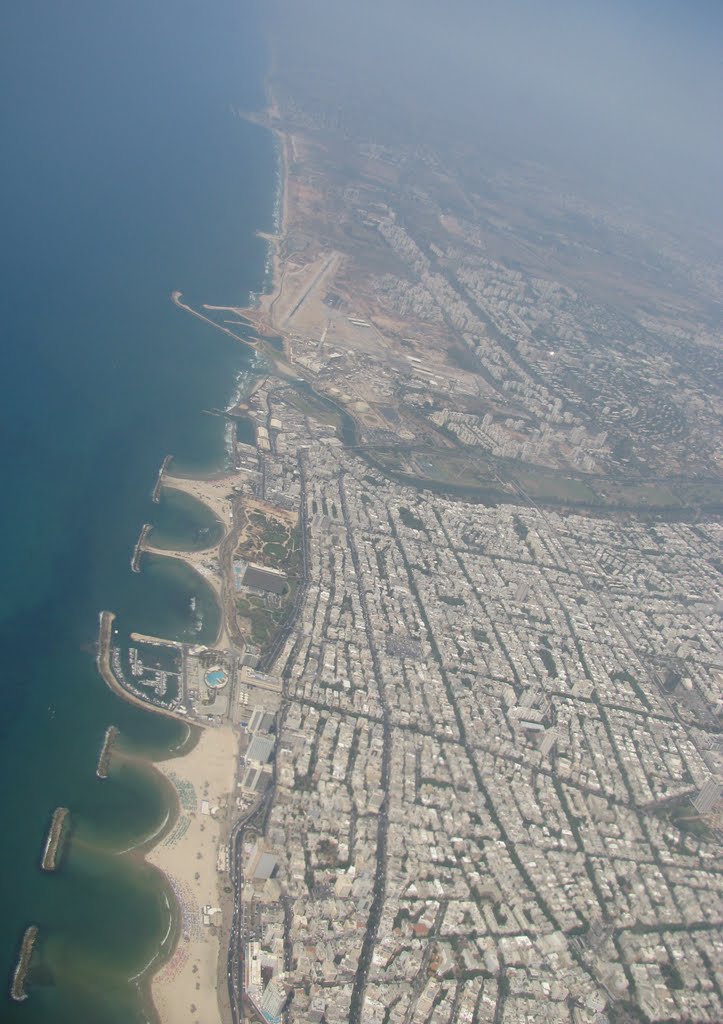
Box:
left=233, top=85, right=290, bottom=345
left=144, top=724, right=238, bottom=1024
left=159, top=472, right=235, bottom=533
left=118, top=506, right=238, bottom=1024
left=262, top=98, right=289, bottom=334
left=126, top=98, right=291, bottom=1024
left=0, top=3, right=283, bottom=1018
left=59, top=12, right=723, bottom=1024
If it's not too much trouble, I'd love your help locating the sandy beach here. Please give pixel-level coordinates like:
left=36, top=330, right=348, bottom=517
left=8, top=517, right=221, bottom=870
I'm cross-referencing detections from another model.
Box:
left=162, top=473, right=236, bottom=528
left=146, top=723, right=238, bottom=1024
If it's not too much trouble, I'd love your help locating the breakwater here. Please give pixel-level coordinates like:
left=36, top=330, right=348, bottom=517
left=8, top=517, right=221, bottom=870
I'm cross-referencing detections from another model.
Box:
left=171, top=290, right=258, bottom=347
left=131, top=523, right=152, bottom=573
left=152, top=455, right=173, bottom=504
left=130, top=524, right=151, bottom=573
left=41, top=807, right=70, bottom=872
left=96, top=725, right=120, bottom=779
left=10, top=925, right=38, bottom=1002
left=129, top=631, right=183, bottom=649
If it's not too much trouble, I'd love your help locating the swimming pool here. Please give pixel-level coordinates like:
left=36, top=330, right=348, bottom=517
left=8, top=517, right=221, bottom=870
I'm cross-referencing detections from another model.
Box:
left=205, top=666, right=228, bottom=689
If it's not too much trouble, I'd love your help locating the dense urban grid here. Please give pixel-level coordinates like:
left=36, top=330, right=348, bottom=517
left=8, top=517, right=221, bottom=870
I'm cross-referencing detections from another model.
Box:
left=121, top=39, right=723, bottom=1024
left=227, top=379, right=722, bottom=1024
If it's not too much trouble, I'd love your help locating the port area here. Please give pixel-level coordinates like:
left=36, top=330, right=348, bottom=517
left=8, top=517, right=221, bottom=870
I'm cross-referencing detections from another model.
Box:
left=171, top=292, right=258, bottom=349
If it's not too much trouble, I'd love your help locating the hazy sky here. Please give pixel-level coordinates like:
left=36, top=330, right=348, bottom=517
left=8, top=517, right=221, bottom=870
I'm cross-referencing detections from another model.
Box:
left=271, top=0, right=722, bottom=223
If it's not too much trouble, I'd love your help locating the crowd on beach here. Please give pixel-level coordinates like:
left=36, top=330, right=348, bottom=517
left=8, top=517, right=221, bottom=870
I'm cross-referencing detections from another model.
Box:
left=155, top=943, right=189, bottom=985
left=166, top=771, right=197, bottom=811
left=166, top=872, right=204, bottom=944
left=162, top=815, right=191, bottom=847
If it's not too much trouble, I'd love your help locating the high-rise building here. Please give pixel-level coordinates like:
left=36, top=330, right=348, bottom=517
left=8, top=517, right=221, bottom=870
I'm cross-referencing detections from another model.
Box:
left=244, top=941, right=262, bottom=996
left=693, top=778, right=722, bottom=815
left=260, top=977, right=287, bottom=1021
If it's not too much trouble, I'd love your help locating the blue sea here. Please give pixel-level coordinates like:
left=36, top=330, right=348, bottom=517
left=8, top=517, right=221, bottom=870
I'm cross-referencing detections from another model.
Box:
left=0, top=1, right=274, bottom=1019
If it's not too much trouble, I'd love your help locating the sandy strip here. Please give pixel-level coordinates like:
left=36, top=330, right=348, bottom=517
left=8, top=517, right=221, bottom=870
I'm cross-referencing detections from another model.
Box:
left=147, top=724, right=238, bottom=1024
left=162, top=474, right=237, bottom=528
left=256, top=123, right=289, bottom=330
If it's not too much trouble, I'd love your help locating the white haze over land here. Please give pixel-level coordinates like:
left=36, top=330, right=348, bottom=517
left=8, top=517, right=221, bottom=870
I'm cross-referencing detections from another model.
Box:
left=268, top=0, right=722, bottom=228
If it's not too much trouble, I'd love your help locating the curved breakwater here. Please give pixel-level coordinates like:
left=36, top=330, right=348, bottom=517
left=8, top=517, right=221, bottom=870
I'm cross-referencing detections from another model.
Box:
left=10, top=927, right=38, bottom=1003
left=96, top=612, right=191, bottom=727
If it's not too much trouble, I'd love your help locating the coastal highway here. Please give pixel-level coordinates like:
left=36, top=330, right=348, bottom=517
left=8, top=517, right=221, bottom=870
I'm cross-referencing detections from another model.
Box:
left=226, top=804, right=262, bottom=1024
left=227, top=785, right=283, bottom=1024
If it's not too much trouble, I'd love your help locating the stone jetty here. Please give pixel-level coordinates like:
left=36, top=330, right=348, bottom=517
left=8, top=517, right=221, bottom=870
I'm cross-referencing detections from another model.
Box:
left=131, top=523, right=152, bottom=573
left=41, top=807, right=70, bottom=872
left=10, top=925, right=38, bottom=1002
left=96, top=725, right=120, bottom=779
left=152, top=455, right=173, bottom=503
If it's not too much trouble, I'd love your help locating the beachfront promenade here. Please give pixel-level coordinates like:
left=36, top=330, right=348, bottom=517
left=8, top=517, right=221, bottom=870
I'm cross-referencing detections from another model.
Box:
left=92, top=440, right=294, bottom=1024
left=147, top=725, right=237, bottom=1024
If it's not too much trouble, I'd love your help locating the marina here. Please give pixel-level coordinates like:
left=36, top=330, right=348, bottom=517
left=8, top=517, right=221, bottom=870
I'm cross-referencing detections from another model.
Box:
left=96, top=611, right=192, bottom=726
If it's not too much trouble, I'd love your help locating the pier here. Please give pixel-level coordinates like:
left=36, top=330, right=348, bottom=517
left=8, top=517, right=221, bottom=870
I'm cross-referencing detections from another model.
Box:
left=96, top=725, right=120, bottom=779
left=152, top=455, right=173, bottom=504
left=41, top=807, right=70, bottom=872
left=10, top=926, right=38, bottom=1002
left=131, top=523, right=152, bottom=573
left=128, top=631, right=183, bottom=648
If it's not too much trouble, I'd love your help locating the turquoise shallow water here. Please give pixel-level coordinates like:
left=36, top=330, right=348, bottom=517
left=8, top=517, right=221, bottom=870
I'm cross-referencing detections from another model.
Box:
left=149, top=489, right=225, bottom=552
left=0, top=1, right=273, bottom=1019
